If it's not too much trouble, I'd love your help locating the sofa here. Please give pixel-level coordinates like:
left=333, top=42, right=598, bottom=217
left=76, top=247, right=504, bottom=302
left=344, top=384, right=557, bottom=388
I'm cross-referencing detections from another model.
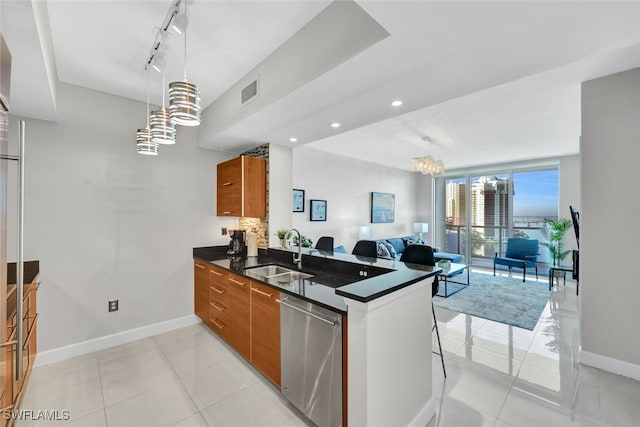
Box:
left=375, top=236, right=464, bottom=264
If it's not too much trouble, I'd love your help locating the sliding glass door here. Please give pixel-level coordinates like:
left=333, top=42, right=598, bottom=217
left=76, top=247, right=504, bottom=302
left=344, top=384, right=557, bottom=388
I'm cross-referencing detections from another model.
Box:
left=440, top=167, right=558, bottom=268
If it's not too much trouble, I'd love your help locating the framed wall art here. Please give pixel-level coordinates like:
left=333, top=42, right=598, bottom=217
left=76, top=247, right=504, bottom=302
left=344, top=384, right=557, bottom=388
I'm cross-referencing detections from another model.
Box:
left=293, top=189, right=305, bottom=212
left=310, top=199, right=327, bottom=221
left=371, top=192, right=395, bottom=223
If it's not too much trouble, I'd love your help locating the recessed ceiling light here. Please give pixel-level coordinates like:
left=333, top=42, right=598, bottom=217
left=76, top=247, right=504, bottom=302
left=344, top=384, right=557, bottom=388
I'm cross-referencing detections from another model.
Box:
left=330, top=122, right=341, bottom=128
left=289, top=137, right=298, bottom=143
left=391, top=100, right=403, bottom=107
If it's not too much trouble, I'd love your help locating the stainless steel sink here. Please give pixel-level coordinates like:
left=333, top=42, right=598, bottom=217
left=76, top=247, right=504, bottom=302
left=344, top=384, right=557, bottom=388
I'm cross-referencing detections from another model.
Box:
left=245, top=265, right=314, bottom=282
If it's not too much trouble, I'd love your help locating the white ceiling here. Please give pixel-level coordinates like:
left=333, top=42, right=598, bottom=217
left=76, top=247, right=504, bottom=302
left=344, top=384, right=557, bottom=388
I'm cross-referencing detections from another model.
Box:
left=5, top=1, right=640, bottom=171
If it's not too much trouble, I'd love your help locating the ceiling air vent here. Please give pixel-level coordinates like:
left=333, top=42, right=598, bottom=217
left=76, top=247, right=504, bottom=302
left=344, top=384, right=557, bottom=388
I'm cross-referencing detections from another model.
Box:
left=241, top=78, right=259, bottom=105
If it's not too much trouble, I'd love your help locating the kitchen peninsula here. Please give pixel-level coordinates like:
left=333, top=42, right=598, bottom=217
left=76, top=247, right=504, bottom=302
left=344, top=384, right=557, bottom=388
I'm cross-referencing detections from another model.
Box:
left=193, top=246, right=439, bottom=427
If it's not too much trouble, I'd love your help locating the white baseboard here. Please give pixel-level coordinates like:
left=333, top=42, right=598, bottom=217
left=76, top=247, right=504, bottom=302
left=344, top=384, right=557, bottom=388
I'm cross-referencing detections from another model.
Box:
left=580, top=350, right=640, bottom=381
left=408, top=397, right=437, bottom=427
left=34, top=315, right=201, bottom=368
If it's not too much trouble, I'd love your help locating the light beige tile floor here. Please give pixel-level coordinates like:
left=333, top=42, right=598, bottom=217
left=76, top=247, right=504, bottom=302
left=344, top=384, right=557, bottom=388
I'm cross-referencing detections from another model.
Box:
left=17, top=274, right=640, bottom=426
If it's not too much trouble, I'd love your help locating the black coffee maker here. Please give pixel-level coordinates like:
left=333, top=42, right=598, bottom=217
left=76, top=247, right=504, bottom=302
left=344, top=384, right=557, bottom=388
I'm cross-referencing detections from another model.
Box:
left=227, top=230, right=247, bottom=257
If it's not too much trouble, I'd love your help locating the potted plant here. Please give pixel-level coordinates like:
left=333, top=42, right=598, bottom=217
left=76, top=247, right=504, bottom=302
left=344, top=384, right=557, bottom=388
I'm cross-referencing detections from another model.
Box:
left=293, top=234, right=313, bottom=248
left=275, top=228, right=291, bottom=249
left=541, top=218, right=573, bottom=266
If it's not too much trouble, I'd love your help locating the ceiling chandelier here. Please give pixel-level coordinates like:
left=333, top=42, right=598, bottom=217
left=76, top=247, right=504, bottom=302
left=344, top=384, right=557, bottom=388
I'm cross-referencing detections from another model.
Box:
left=412, top=136, right=444, bottom=177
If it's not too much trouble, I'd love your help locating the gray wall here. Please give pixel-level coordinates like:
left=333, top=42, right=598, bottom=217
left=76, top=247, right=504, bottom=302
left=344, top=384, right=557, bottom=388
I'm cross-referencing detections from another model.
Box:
left=8, top=83, right=233, bottom=353
left=581, top=68, right=640, bottom=368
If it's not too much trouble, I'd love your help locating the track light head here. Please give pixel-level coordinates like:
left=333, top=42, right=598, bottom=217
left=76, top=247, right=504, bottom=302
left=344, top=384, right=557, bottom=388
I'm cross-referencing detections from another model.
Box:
left=171, top=14, right=188, bottom=35
left=151, top=53, right=165, bottom=72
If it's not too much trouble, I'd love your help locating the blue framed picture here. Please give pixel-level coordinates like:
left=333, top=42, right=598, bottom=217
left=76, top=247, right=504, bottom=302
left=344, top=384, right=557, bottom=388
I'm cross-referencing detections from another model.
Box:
left=293, top=189, right=305, bottom=212
left=371, top=192, right=395, bottom=223
left=310, top=199, right=327, bottom=221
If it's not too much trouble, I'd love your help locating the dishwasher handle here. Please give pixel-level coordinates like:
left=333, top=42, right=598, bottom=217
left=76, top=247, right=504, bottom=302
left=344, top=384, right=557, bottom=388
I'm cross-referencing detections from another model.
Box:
left=279, top=299, right=339, bottom=327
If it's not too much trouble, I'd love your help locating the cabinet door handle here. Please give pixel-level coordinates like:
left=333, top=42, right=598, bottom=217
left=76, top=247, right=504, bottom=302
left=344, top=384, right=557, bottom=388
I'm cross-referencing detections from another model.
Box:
left=195, top=263, right=206, bottom=269
left=211, top=319, right=225, bottom=329
left=223, top=211, right=232, bottom=215
left=211, top=286, right=225, bottom=294
left=210, top=302, right=225, bottom=312
left=0, top=402, right=14, bottom=412
left=222, top=182, right=233, bottom=186
left=23, top=313, right=38, bottom=350
left=211, top=269, right=223, bottom=276
left=228, top=277, right=245, bottom=286
left=0, top=340, right=17, bottom=348
left=251, top=287, right=273, bottom=298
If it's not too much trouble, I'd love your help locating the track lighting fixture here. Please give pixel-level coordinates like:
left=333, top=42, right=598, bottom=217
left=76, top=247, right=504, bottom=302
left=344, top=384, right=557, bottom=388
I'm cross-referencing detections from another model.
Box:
left=137, top=71, right=159, bottom=155
left=168, top=0, right=201, bottom=126
left=136, top=0, right=200, bottom=154
left=150, top=68, right=176, bottom=145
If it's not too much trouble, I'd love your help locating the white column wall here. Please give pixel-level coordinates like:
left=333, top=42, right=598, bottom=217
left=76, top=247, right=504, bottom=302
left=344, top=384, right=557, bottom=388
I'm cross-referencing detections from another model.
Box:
left=268, top=144, right=293, bottom=247
left=580, top=67, right=640, bottom=378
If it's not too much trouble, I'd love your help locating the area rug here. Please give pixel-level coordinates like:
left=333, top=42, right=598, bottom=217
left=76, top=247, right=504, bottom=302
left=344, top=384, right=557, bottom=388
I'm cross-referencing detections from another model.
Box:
left=433, top=271, right=551, bottom=330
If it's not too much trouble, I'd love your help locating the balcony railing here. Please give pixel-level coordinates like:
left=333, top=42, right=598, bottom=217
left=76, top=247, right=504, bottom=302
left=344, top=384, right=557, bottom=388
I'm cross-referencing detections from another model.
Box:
left=445, top=223, right=552, bottom=267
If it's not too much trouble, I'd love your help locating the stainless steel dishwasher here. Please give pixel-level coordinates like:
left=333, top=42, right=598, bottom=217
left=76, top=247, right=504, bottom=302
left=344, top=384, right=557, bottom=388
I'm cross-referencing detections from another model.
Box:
left=280, top=294, right=343, bottom=427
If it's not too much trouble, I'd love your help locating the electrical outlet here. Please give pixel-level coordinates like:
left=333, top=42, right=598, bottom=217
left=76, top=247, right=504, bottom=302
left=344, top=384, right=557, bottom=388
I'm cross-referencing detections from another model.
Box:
left=221, top=227, right=227, bottom=235
left=108, top=299, right=119, bottom=312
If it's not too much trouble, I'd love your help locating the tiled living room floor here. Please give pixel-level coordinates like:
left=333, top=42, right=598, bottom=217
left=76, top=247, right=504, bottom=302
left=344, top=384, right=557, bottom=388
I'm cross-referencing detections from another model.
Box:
left=16, top=275, right=640, bottom=426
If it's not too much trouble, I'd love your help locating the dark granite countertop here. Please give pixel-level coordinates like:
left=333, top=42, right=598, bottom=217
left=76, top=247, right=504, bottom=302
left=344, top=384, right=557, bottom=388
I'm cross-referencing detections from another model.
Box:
left=193, top=246, right=439, bottom=314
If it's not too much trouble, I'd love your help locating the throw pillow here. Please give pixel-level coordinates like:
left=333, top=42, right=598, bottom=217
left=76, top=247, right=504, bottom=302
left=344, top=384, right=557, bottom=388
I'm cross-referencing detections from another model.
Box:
left=381, top=240, right=397, bottom=258
left=376, top=241, right=391, bottom=259
left=386, top=238, right=406, bottom=255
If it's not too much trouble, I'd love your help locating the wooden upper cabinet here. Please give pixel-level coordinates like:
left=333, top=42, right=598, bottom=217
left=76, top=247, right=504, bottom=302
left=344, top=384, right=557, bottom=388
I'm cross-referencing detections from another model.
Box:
left=217, top=156, right=266, bottom=218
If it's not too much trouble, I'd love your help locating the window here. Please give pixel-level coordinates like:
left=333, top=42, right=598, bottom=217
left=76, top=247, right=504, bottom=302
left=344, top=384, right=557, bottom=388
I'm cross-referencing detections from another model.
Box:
left=439, top=167, right=558, bottom=267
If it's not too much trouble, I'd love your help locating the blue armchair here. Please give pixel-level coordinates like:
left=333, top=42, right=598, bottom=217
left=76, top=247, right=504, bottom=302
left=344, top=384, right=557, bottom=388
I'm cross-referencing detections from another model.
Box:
left=494, top=238, right=539, bottom=282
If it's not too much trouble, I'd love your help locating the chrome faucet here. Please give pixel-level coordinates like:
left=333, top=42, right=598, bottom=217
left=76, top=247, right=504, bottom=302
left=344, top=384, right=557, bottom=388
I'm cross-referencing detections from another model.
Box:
left=289, top=228, right=303, bottom=269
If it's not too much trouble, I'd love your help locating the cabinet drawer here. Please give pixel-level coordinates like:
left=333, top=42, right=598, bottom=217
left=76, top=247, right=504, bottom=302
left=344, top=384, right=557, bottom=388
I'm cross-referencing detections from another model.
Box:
left=209, top=265, right=227, bottom=285
left=210, top=282, right=228, bottom=304
left=225, top=273, right=249, bottom=292
left=210, top=297, right=229, bottom=321
left=210, top=316, right=227, bottom=335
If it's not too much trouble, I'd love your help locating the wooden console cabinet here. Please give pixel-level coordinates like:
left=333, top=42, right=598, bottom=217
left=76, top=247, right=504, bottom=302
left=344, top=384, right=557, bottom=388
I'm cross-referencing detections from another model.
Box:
left=194, top=260, right=280, bottom=385
left=2, top=261, right=39, bottom=426
left=216, top=156, right=266, bottom=218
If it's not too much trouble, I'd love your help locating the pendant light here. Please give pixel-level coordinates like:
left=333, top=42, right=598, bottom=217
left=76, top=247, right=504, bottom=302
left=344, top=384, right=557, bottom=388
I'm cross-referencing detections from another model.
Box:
left=412, top=136, right=444, bottom=176
left=168, top=1, right=201, bottom=126
left=137, top=71, right=159, bottom=155
left=150, top=66, right=176, bottom=144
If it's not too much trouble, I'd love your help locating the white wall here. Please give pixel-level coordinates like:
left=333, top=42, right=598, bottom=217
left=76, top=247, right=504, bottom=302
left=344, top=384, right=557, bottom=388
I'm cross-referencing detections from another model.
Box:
left=292, top=147, right=420, bottom=252
left=581, top=68, right=640, bottom=375
left=268, top=144, right=293, bottom=247
left=559, top=155, right=580, bottom=251
left=7, top=83, right=233, bottom=353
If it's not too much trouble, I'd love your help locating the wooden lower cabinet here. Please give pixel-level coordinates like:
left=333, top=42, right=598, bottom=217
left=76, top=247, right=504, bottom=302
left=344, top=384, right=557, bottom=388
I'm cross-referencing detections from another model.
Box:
left=194, top=260, right=281, bottom=386
left=194, top=260, right=209, bottom=323
left=249, top=281, right=280, bottom=385
left=209, top=267, right=250, bottom=360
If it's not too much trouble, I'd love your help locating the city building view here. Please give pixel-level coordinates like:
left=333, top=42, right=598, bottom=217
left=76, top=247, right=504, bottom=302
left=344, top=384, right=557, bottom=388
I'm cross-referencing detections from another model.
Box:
left=444, top=169, right=561, bottom=266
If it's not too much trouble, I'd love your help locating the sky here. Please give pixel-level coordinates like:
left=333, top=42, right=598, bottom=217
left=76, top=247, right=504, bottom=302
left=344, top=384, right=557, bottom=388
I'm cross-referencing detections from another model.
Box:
left=512, top=169, right=559, bottom=217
